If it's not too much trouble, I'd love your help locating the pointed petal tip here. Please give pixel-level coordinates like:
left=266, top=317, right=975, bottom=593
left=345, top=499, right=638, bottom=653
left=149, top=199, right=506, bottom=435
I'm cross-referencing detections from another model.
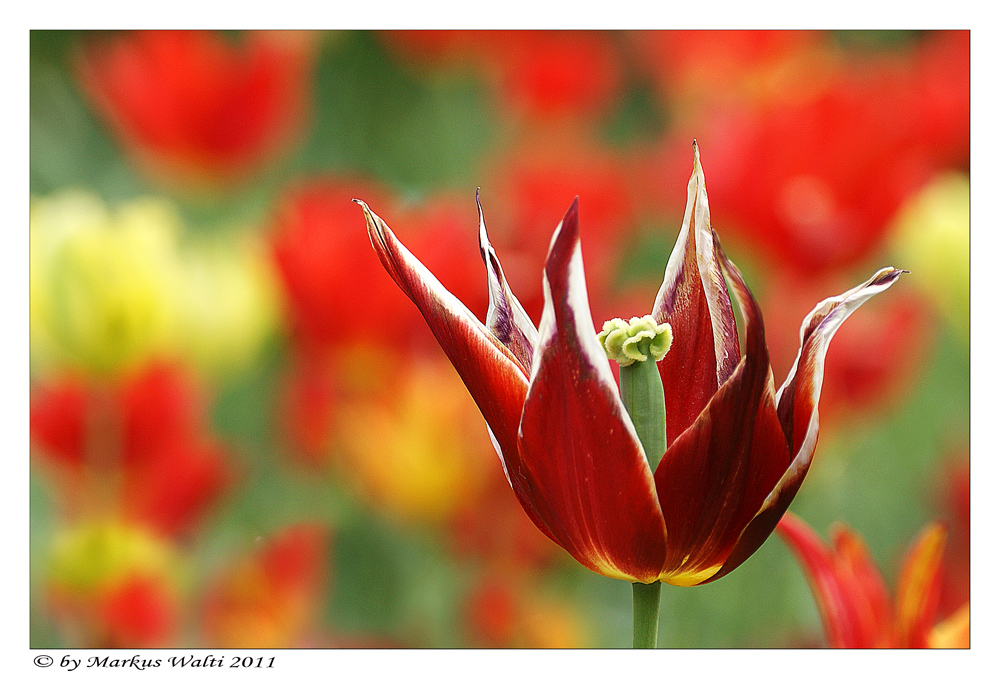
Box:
left=354, top=198, right=375, bottom=221
left=564, top=196, right=580, bottom=223
left=565, top=196, right=579, bottom=226
left=545, top=197, right=581, bottom=267
left=870, top=267, right=908, bottom=288
left=689, top=140, right=705, bottom=183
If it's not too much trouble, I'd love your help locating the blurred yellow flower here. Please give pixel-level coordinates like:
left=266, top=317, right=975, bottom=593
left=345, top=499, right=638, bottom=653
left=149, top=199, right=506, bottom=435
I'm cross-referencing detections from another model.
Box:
left=31, top=192, right=179, bottom=377
left=45, top=520, right=184, bottom=647
left=31, top=190, right=280, bottom=379
left=891, top=173, right=970, bottom=336
left=47, top=520, right=181, bottom=595
left=172, top=236, right=281, bottom=378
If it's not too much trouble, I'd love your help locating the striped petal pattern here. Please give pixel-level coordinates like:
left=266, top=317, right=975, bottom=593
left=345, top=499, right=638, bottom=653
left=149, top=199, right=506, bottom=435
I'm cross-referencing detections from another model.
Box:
left=654, top=232, right=789, bottom=585
left=652, top=143, right=740, bottom=445
left=517, top=200, right=667, bottom=582
left=358, top=143, right=904, bottom=586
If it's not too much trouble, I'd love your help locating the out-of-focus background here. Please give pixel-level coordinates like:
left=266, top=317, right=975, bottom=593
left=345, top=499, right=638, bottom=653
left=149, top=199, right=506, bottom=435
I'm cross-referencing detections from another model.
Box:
left=29, top=30, right=969, bottom=648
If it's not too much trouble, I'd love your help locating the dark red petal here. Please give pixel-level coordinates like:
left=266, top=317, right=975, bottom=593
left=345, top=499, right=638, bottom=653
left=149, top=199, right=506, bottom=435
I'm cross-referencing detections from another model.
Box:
left=477, top=190, right=538, bottom=375
left=710, top=267, right=906, bottom=583
left=653, top=236, right=788, bottom=584
left=652, top=142, right=740, bottom=444
left=359, top=200, right=555, bottom=543
left=517, top=199, right=667, bottom=582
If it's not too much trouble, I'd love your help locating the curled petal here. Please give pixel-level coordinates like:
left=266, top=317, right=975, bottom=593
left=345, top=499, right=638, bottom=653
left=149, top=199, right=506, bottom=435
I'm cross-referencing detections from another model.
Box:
left=709, top=266, right=906, bottom=582
left=477, top=190, right=538, bottom=375
left=358, top=200, right=555, bottom=543
left=652, top=141, right=740, bottom=444
left=518, top=199, right=667, bottom=583
left=654, top=235, right=788, bottom=585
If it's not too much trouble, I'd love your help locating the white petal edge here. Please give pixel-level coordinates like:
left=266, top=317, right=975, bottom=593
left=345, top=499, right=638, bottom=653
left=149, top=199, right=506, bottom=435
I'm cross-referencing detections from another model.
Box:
left=652, top=141, right=735, bottom=382
left=764, top=267, right=906, bottom=511
left=477, top=190, right=539, bottom=371
left=527, top=217, right=650, bottom=477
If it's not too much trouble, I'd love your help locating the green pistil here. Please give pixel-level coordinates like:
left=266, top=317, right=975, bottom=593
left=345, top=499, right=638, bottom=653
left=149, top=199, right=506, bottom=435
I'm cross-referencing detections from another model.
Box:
left=597, top=316, right=672, bottom=366
left=598, top=316, right=671, bottom=469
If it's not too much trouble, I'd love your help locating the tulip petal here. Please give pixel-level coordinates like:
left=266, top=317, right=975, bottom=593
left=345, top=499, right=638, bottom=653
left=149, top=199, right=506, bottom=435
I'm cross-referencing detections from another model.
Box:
left=652, top=141, right=740, bottom=444
left=653, top=235, right=789, bottom=585
left=895, top=521, right=946, bottom=648
left=517, top=199, right=667, bottom=583
left=709, top=266, right=906, bottom=582
left=358, top=200, right=555, bottom=543
left=831, top=526, right=895, bottom=646
left=477, top=190, right=538, bottom=375
left=776, top=514, right=890, bottom=648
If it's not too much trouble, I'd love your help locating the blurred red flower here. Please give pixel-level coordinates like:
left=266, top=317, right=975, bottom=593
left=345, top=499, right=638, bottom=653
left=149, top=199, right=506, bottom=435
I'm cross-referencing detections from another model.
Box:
left=383, top=31, right=623, bottom=122
left=278, top=345, right=341, bottom=466
left=645, top=31, right=969, bottom=275
left=201, top=523, right=330, bottom=648
left=97, top=576, right=179, bottom=648
left=270, top=179, right=405, bottom=350
left=271, top=180, right=491, bottom=463
left=487, top=31, right=623, bottom=122
left=777, top=513, right=969, bottom=648
left=270, top=180, right=487, bottom=352
left=77, top=30, right=315, bottom=187
left=30, top=362, right=233, bottom=537
left=485, top=142, right=637, bottom=321
left=50, top=574, right=180, bottom=648
left=633, top=30, right=825, bottom=112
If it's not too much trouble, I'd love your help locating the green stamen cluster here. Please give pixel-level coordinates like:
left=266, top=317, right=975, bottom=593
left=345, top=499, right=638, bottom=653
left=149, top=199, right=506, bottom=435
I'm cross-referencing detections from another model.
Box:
left=597, top=315, right=673, bottom=366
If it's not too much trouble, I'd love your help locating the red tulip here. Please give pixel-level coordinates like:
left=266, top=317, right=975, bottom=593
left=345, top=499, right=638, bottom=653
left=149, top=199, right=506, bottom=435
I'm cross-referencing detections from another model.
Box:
left=644, top=31, right=969, bottom=275
left=270, top=180, right=487, bottom=351
left=77, top=30, right=314, bottom=186
left=358, top=143, right=903, bottom=585
left=30, top=362, right=233, bottom=537
left=382, top=30, right=623, bottom=122
left=777, top=513, right=970, bottom=648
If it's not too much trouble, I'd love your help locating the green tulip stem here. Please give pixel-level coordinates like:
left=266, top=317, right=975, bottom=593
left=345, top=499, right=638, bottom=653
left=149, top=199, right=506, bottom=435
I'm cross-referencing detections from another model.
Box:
left=620, top=357, right=668, bottom=649
left=632, top=580, right=662, bottom=649
left=619, top=357, right=667, bottom=469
